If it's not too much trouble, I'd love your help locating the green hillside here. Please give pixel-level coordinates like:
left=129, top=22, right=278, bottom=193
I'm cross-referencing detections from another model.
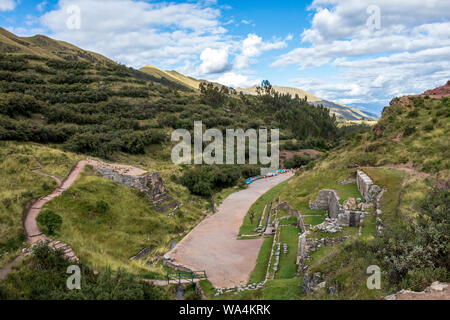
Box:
left=0, top=27, right=447, bottom=301
left=0, top=29, right=342, bottom=283
left=237, top=85, right=378, bottom=121
left=228, top=93, right=449, bottom=300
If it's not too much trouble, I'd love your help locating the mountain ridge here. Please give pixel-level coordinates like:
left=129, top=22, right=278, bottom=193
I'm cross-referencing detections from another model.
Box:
left=141, top=64, right=377, bottom=121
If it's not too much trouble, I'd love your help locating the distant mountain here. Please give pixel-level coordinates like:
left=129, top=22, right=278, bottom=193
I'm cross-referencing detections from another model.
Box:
left=140, top=65, right=224, bottom=91
left=236, top=85, right=378, bottom=121
left=140, top=67, right=378, bottom=121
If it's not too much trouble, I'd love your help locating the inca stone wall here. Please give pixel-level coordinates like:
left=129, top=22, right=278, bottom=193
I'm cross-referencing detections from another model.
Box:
left=309, top=189, right=341, bottom=218
left=93, top=166, right=166, bottom=200
left=357, top=170, right=383, bottom=202
left=274, top=201, right=306, bottom=232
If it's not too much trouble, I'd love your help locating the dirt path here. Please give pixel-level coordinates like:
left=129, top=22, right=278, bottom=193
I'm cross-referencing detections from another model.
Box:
left=166, top=172, right=294, bottom=288
left=0, top=160, right=88, bottom=280
left=25, top=160, right=88, bottom=244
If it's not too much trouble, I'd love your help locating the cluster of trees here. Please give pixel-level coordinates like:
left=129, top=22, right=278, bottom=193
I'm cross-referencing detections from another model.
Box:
left=0, top=54, right=341, bottom=160
left=284, top=154, right=312, bottom=169
left=178, top=165, right=260, bottom=196
left=0, top=242, right=169, bottom=300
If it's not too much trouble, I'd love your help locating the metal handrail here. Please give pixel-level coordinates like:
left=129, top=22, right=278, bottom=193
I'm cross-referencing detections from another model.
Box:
left=166, top=270, right=207, bottom=284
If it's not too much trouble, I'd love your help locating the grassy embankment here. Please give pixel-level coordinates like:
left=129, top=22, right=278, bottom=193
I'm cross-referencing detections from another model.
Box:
left=0, top=141, right=82, bottom=269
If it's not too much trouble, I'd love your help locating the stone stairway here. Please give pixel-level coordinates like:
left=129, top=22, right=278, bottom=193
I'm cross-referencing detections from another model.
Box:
left=46, top=239, right=79, bottom=263
left=153, top=192, right=180, bottom=213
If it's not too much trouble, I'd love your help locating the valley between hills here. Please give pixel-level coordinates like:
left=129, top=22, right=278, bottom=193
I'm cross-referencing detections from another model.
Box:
left=0, top=28, right=448, bottom=300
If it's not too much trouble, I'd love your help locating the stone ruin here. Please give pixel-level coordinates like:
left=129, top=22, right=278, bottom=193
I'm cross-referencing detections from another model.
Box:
left=90, top=160, right=181, bottom=214
left=357, top=170, right=382, bottom=202
left=309, top=189, right=341, bottom=219
left=273, top=201, right=306, bottom=233
left=309, top=170, right=387, bottom=230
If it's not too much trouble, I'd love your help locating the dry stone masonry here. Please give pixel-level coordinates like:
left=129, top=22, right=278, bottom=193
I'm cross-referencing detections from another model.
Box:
left=89, top=160, right=180, bottom=214
left=309, top=190, right=341, bottom=219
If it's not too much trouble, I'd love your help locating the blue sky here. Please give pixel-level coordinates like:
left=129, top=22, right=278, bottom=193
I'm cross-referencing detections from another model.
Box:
left=1, top=0, right=450, bottom=114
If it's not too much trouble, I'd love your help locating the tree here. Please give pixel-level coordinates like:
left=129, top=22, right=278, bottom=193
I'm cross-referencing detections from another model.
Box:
left=36, top=209, right=62, bottom=235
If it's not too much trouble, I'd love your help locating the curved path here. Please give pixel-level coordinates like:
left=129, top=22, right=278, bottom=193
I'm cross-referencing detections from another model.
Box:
left=25, top=160, right=88, bottom=244
left=0, top=160, right=88, bottom=280
left=166, top=172, right=294, bottom=288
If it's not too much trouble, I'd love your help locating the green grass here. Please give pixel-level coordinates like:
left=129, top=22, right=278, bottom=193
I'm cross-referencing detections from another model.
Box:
left=43, top=165, right=206, bottom=276
left=275, top=226, right=300, bottom=279
left=263, top=278, right=302, bottom=300
left=0, top=141, right=82, bottom=269
left=239, top=179, right=290, bottom=236
left=248, top=236, right=273, bottom=284
left=360, top=212, right=377, bottom=239
left=334, top=183, right=364, bottom=204
left=303, top=215, right=325, bottom=226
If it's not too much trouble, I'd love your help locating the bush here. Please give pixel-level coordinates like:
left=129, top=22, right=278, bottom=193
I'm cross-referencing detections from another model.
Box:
left=36, top=209, right=62, bottom=235
left=0, top=242, right=170, bottom=300
left=95, top=200, right=110, bottom=214
left=284, top=155, right=311, bottom=169
left=403, top=126, right=416, bottom=136
left=373, top=186, right=450, bottom=290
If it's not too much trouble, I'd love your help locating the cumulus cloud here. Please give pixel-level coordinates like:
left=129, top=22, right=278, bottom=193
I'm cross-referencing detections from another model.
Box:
left=199, top=48, right=231, bottom=74
left=274, top=0, right=450, bottom=109
left=0, top=0, right=16, bottom=11
left=235, top=33, right=287, bottom=69
left=213, top=72, right=261, bottom=88
left=39, top=0, right=230, bottom=68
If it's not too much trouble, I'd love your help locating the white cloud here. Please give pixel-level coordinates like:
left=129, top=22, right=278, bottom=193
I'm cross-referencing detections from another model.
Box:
left=213, top=72, right=261, bottom=88
left=235, top=33, right=287, bottom=69
left=37, top=1, right=48, bottom=12
left=274, top=0, right=450, bottom=108
left=199, top=48, right=231, bottom=74
left=40, top=0, right=231, bottom=68
left=0, top=0, right=16, bottom=11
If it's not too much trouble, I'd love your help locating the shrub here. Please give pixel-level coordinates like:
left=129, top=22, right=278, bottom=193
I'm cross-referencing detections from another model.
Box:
left=95, top=200, right=110, bottom=214
left=36, top=209, right=62, bottom=235
left=284, top=155, right=311, bottom=169
left=403, top=126, right=416, bottom=136
left=407, top=109, right=419, bottom=118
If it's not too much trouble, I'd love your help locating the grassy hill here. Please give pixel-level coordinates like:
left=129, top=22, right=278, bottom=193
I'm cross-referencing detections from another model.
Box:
left=225, top=92, right=449, bottom=300
left=140, top=64, right=378, bottom=122
left=237, top=85, right=378, bottom=121
left=0, top=29, right=341, bottom=282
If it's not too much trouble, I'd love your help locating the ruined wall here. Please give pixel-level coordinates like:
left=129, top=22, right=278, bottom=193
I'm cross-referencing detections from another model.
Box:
left=93, top=166, right=166, bottom=200
left=274, top=201, right=306, bottom=232
left=337, top=210, right=364, bottom=227
left=357, top=170, right=383, bottom=202
left=309, top=189, right=341, bottom=218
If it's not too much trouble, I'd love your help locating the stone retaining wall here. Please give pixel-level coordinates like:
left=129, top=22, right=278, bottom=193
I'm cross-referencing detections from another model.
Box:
left=309, top=189, right=341, bottom=218
left=357, top=170, right=382, bottom=202
left=93, top=166, right=166, bottom=200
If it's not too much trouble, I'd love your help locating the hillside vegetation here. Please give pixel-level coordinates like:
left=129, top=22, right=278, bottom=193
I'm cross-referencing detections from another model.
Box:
left=231, top=93, right=449, bottom=300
